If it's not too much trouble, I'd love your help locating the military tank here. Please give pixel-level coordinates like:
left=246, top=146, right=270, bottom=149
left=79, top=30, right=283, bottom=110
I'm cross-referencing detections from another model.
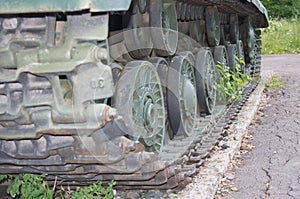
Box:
left=0, top=0, right=268, bottom=189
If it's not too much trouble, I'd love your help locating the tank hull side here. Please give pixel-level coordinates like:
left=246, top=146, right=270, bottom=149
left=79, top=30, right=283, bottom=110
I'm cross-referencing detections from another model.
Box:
left=0, top=0, right=132, bottom=13
left=246, top=0, right=269, bottom=27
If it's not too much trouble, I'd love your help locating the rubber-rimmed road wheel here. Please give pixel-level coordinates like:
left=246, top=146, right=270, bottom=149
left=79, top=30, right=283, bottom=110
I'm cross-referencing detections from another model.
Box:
left=114, top=61, right=166, bottom=153
left=149, top=0, right=178, bottom=56
left=237, top=40, right=246, bottom=75
left=240, top=16, right=256, bottom=67
left=189, top=20, right=206, bottom=45
left=167, top=52, right=198, bottom=138
left=138, top=0, right=147, bottom=13
left=230, top=14, right=239, bottom=44
left=227, top=44, right=238, bottom=73
left=123, top=10, right=153, bottom=59
left=195, top=49, right=218, bottom=114
left=214, top=45, right=229, bottom=72
left=205, top=6, right=220, bottom=47
left=213, top=45, right=230, bottom=103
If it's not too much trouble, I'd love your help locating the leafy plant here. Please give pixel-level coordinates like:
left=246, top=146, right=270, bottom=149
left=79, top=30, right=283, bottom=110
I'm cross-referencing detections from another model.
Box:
left=216, top=58, right=252, bottom=102
left=70, top=181, right=116, bottom=199
left=0, top=174, right=12, bottom=182
left=7, top=174, right=54, bottom=199
left=2, top=174, right=116, bottom=199
left=265, top=75, right=285, bottom=89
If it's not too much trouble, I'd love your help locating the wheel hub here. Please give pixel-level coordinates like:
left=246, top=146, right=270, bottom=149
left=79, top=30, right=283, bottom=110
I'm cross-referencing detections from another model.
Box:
left=114, top=61, right=165, bottom=153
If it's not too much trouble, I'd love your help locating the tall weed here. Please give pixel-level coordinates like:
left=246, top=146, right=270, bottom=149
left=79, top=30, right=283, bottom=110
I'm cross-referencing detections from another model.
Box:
left=261, top=18, right=300, bottom=54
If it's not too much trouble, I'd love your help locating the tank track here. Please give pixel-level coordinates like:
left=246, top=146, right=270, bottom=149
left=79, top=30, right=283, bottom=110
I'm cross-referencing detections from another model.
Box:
left=175, top=0, right=266, bottom=24
left=0, top=0, right=264, bottom=189
left=0, top=82, right=259, bottom=189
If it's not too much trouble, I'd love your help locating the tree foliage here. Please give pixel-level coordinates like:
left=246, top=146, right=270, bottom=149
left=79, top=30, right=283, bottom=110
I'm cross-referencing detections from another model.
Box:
left=261, top=0, right=300, bottom=19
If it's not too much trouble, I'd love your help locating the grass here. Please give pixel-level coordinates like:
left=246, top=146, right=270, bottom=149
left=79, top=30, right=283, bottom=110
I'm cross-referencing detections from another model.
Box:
left=261, top=18, right=300, bottom=54
left=265, top=75, right=285, bottom=89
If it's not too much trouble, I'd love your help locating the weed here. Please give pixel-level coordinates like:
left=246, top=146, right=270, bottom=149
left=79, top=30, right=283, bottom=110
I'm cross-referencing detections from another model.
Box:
left=1, top=174, right=116, bottom=199
left=265, top=75, right=285, bottom=89
left=216, top=58, right=252, bottom=102
left=7, top=174, right=54, bottom=199
left=69, top=181, right=116, bottom=199
left=262, top=18, right=300, bottom=54
left=0, top=174, right=12, bottom=182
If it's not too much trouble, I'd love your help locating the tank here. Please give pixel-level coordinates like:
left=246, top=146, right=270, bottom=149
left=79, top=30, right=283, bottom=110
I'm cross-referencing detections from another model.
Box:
left=0, top=0, right=268, bottom=189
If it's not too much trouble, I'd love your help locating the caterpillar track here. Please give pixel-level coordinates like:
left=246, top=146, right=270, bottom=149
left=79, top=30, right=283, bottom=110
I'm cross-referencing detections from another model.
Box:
left=0, top=0, right=267, bottom=189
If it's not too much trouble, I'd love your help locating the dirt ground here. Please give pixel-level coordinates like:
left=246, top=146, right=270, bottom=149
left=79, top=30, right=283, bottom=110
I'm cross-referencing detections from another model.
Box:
left=222, top=54, right=300, bottom=199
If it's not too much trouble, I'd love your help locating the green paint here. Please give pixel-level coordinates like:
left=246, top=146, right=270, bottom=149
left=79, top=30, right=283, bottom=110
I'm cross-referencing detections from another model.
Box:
left=0, top=0, right=131, bottom=13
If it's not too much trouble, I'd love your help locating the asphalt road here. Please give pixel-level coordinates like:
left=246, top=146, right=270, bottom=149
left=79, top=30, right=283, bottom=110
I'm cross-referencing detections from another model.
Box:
left=225, top=54, right=300, bottom=199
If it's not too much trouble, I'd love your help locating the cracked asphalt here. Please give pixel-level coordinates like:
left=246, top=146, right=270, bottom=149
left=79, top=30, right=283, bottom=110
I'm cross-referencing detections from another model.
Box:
left=224, top=54, right=300, bottom=199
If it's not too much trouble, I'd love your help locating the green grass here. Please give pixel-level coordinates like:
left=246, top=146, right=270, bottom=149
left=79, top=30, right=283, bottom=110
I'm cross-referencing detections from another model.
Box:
left=265, top=75, right=285, bottom=89
left=261, top=18, right=300, bottom=54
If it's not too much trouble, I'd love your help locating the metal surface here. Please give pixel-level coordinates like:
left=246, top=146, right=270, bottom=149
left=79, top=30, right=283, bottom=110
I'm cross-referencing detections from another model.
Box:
left=167, top=52, right=198, bottom=137
left=245, top=0, right=269, bottom=27
left=237, top=40, right=246, bottom=75
left=205, top=6, right=220, bottom=47
left=252, top=30, right=262, bottom=77
left=0, top=0, right=268, bottom=190
left=241, top=16, right=257, bottom=75
left=114, top=61, right=166, bottom=153
left=123, top=10, right=153, bottom=59
left=214, top=45, right=229, bottom=70
left=0, top=13, right=114, bottom=141
left=213, top=45, right=230, bottom=104
left=195, top=49, right=217, bottom=114
left=227, top=43, right=239, bottom=72
left=189, top=20, right=206, bottom=46
left=138, top=0, right=147, bottom=13
left=0, top=0, right=132, bottom=13
left=149, top=0, right=178, bottom=56
left=230, top=14, right=239, bottom=44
